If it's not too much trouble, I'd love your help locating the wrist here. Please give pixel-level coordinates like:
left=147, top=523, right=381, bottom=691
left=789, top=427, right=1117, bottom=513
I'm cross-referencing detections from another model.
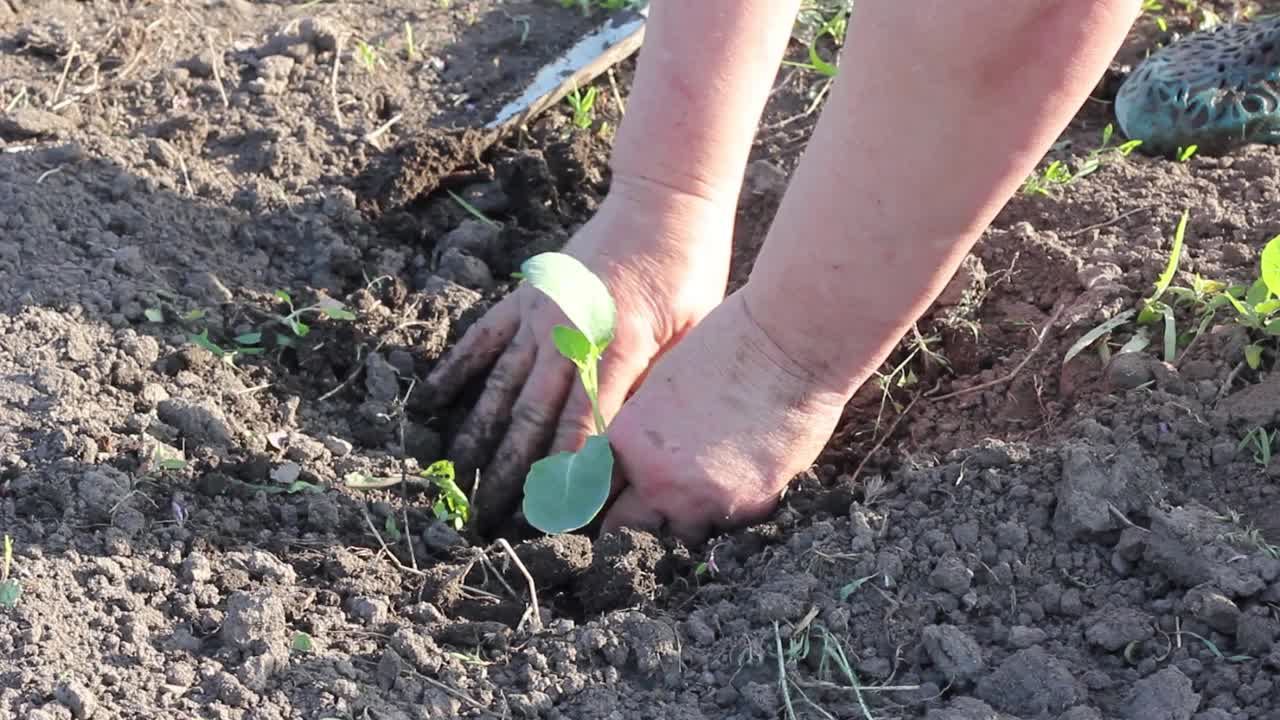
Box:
left=739, top=277, right=902, bottom=402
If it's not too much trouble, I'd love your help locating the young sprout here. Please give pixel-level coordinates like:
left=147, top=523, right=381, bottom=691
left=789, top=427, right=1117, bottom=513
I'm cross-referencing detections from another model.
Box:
left=0, top=535, right=19, bottom=609
left=518, top=252, right=618, bottom=534
left=565, top=84, right=598, bottom=130
left=1239, top=427, right=1276, bottom=467
left=354, top=40, right=384, bottom=72
left=424, top=460, right=470, bottom=530
left=274, top=289, right=357, bottom=338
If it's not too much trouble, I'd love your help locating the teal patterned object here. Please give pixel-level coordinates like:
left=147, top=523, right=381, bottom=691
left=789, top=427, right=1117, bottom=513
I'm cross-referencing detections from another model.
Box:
left=1116, top=16, right=1280, bottom=156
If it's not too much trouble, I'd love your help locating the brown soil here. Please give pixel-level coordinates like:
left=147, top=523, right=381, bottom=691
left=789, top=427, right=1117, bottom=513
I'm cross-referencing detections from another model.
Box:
left=5, top=3, right=1280, bottom=719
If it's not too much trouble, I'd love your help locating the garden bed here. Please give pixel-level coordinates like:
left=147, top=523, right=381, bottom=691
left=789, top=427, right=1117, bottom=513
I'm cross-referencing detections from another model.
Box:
left=3, top=2, right=1280, bottom=718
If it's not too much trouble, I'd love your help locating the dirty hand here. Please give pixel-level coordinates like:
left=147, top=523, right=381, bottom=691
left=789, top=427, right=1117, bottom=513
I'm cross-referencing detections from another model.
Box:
left=421, top=181, right=733, bottom=528
left=598, top=290, right=851, bottom=544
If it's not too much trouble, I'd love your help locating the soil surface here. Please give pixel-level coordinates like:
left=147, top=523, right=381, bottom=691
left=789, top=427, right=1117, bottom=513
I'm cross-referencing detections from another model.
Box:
left=6, top=2, right=1280, bottom=719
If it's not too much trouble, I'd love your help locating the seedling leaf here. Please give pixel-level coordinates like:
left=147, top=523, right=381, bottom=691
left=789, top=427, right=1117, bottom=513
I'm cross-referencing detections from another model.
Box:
left=424, top=460, right=469, bottom=529
left=0, top=579, right=18, bottom=609
left=235, top=332, right=263, bottom=345
left=520, top=253, right=617, bottom=350
left=1064, top=310, right=1136, bottom=364
left=1246, top=344, right=1264, bottom=369
left=322, top=306, right=357, bottom=321
left=1150, top=209, right=1188, bottom=304
left=552, top=324, right=593, bottom=366
left=343, top=471, right=402, bottom=489
left=1246, top=278, right=1270, bottom=308
left=1263, top=234, right=1280, bottom=297
left=384, top=515, right=402, bottom=541
left=292, top=631, right=314, bottom=652
left=144, top=307, right=164, bottom=323
left=523, top=435, right=613, bottom=533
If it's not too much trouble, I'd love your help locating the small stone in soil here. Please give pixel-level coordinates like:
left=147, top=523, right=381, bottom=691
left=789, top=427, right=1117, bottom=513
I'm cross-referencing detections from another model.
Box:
left=929, top=555, right=974, bottom=596
left=924, top=697, right=999, bottom=720
left=345, top=595, right=389, bottom=625
left=921, top=624, right=985, bottom=681
left=1084, top=607, right=1154, bottom=652
left=221, top=591, right=287, bottom=652
left=376, top=647, right=402, bottom=690
left=1184, top=585, right=1240, bottom=635
left=54, top=680, right=97, bottom=719
left=974, top=646, right=1078, bottom=716
left=1122, top=667, right=1199, bottom=720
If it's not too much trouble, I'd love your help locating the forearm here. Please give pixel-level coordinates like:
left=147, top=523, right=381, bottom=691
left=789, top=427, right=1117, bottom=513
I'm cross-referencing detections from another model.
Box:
left=609, top=0, right=802, bottom=209
left=743, top=0, right=1141, bottom=397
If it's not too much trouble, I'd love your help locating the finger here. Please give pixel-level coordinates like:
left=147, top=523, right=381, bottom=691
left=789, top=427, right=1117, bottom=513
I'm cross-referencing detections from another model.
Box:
left=447, top=326, right=537, bottom=473
left=474, top=344, right=577, bottom=526
left=548, top=347, right=651, bottom=456
left=599, top=487, right=711, bottom=545
left=419, top=295, right=520, bottom=410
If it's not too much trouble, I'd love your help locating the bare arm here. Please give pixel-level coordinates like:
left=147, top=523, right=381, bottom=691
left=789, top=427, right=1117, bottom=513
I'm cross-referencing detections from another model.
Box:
left=743, top=0, right=1142, bottom=397
left=606, top=0, right=803, bottom=214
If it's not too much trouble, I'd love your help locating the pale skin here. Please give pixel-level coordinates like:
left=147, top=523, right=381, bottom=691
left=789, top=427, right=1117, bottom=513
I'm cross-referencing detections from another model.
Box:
left=422, top=0, right=1144, bottom=542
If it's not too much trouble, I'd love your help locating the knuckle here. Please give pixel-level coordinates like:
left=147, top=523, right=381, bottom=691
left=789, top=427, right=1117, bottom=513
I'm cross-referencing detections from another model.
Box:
left=485, top=360, right=525, bottom=395
left=554, top=415, right=596, bottom=443
left=510, top=400, right=557, bottom=429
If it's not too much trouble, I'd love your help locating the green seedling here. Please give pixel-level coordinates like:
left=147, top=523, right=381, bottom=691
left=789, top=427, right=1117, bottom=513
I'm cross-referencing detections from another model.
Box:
left=1064, top=210, right=1192, bottom=365
left=1135, top=209, right=1189, bottom=363
left=565, top=84, right=598, bottom=130
left=1239, top=426, right=1276, bottom=466
left=519, top=252, right=618, bottom=534
left=1022, top=123, right=1142, bottom=197
left=560, top=0, right=642, bottom=14
left=144, top=307, right=164, bottom=323
left=447, top=189, right=501, bottom=229
left=1215, top=234, right=1280, bottom=368
left=187, top=328, right=263, bottom=365
left=383, top=515, right=403, bottom=541
left=424, top=460, right=470, bottom=530
left=1177, top=144, right=1199, bottom=162
left=782, top=9, right=845, bottom=78
left=0, top=535, right=19, bottom=609
left=354, top=40, right=385, bottom=72
left=274, top=289, right=357, bottom=339
left=343, top=460, right=471, bottom=529
left=291, top=631, right=314, bottom=652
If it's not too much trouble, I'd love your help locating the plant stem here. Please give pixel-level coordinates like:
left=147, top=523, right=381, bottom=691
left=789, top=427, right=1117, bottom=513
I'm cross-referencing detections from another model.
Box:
left=582, top=360, right=606, bottom=434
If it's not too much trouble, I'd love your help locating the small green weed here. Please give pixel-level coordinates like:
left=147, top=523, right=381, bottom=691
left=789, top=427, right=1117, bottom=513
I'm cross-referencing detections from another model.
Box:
left=1239, top=426, right=1276, bottom=466
left=565, top=84, right=598, bottom=130
left=424, top=460, right=470, bottom=530
left=0, top=535, right=20, bottom=609
left=179, top=291, right=355, bottom=365
left=782, top=7, right=846, bottom=78
left=1065, top=220, right=1280, bottom=373
left=291, top=631, right=314, bottom=652
left=1177, top=144, right=1198, bottom=162
left=1022, top=124, right=1143, bottom=197
left=354, top=40, right=385, bottom=72
left=344, top=459, right=472, bottom=530
left=560, top=0, right=643, bottom=14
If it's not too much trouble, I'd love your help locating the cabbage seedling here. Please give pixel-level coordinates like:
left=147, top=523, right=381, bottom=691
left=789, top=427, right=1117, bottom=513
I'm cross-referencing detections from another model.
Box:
left=518, top=252, right=617, bottom=534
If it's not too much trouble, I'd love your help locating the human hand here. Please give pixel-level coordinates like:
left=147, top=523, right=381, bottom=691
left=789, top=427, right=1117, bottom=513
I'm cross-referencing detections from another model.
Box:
left=420, top=181, right=733, bottom=531
left=595, top=290, right=851, bottom=543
